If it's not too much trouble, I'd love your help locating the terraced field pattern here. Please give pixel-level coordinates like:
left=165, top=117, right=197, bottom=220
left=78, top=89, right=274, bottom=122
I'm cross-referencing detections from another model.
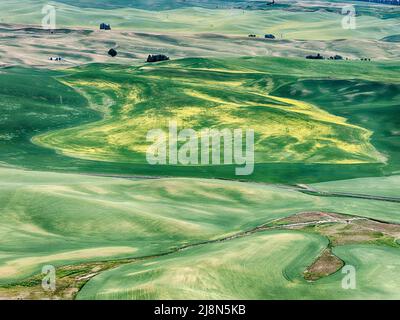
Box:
left=0, top=0, right=399, bottom=300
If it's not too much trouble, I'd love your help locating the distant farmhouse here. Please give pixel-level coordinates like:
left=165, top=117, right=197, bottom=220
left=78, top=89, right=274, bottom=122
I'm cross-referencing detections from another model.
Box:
left=100, top=23, right=111, bottom=30
left=306, top=53, right=324, bottom=60
left=147, top=54, right=170, bottom=63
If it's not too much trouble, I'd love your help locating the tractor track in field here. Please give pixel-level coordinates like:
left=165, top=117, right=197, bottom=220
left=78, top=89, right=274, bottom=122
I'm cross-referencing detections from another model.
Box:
left=293, top=184, right=400, bottom=203
left=79, top=172, right=400, bottom=203
left=298, top=191, right=400, bottom=203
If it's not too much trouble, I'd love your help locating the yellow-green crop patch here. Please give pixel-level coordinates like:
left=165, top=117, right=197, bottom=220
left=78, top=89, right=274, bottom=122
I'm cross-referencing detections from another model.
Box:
left=33, top=57, right=385, bottom=167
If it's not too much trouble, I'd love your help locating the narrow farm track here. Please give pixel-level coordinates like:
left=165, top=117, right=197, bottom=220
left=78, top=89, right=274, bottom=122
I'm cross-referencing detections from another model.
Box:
left=295, top=186, right=400, bottom=203
left=78, top=171, right=400, bottom=203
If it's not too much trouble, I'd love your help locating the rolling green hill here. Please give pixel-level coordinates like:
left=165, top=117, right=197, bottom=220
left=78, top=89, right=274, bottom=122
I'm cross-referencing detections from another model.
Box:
left=272, top=77, right=400, bottom=174
left=33, top=58, right=384, bottom=166
left=1, top=57, right=399, bottom=183
left=78, top=231, right=330, bottom=300
left=0, top=0, right=399, bottom=40
left=77, top=232, right=400, bottom=300
left=55, top=0, right=257, bottom=10
left=31, top=57, right=398, bottom=181
left=0, top=166, right=399, bottom=295
left=0, top=0, right=399, bottom=301
left=0, top=166, right=320, bottom=283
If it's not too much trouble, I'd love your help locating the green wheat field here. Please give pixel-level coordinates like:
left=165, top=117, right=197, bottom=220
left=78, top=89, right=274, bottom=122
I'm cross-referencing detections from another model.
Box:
left=0, top=0, right=399, bottom=300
